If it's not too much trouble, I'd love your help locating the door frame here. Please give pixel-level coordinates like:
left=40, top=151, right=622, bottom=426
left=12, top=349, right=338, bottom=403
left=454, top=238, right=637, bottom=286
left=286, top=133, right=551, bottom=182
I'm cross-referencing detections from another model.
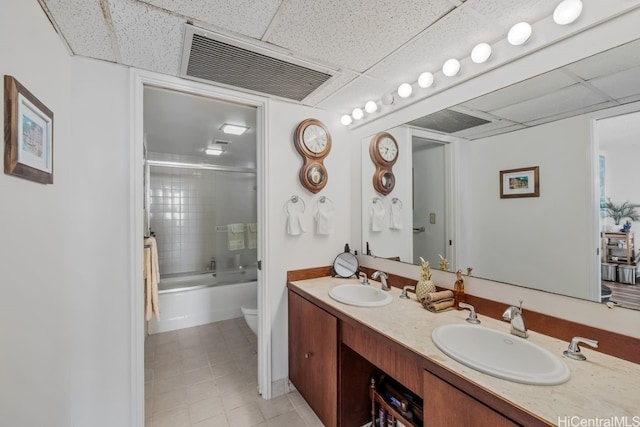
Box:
left=129, top=69, right=271, bottom=426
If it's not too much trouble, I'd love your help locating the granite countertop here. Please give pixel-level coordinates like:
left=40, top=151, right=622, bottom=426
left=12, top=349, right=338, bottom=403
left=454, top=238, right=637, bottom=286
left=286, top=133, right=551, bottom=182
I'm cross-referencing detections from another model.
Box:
left=289, top=276, right=640, bottom=425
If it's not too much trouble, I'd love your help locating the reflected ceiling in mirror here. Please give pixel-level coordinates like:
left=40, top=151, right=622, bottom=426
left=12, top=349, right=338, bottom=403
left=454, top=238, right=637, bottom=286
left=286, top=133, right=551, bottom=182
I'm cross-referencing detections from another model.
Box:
left=362, top=38, right=640, bottom=311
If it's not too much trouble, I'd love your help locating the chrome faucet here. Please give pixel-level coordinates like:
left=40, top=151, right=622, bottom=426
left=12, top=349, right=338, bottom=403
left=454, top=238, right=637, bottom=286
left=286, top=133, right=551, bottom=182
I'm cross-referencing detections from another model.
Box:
left=371, top=271, right=391, bottom=291
left=502, top=300, right=528, bottom=338
left=459, top=302, right=481, bottom=324
left=358, top=271, right=369, bottom=285
left=209, top=257, right=216, bottom=271
left=563, top=337, right=599, bottom=361
left=400, top=285, right=416, bottom=299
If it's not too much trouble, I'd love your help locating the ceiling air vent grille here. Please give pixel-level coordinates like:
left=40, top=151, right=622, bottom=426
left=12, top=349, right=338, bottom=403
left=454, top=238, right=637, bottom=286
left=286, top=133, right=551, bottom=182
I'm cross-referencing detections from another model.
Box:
left=181, top=28, right=333, bottom=102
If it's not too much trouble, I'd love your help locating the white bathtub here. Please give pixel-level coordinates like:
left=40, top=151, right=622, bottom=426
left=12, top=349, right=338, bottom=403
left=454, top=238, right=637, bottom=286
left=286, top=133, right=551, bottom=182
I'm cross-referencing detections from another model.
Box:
left=148, top=269, right=258, bottom=334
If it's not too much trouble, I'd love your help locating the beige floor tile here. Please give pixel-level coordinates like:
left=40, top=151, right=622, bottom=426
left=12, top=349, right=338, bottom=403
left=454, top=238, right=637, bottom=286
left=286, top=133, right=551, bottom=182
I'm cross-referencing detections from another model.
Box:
left=152, top=407, right=190, bottom=427
left=153, top=351, right=182, bottom=368
left=155, top=331, right=179, bottom=345
left=296, top=403, right=323, bottom=426
left=287, top=390, right=306, bottom=407
left=152, top=388, right=187, bottom=414
left=183, top=365, right=212, bottom=386
left=266, top=410, right=307, bottom=427
left=222, top=383, right=262, bottom=412
left=211, top=360, right=240, bottom=378
left=155, top=340, right=180, bottom=356
left=226, top=404, right=265, bottom=427
left=181, top=354, right=209, bottom=371
left=153, top=374, right=186, bottom=395
left=188, top=396, right=225, bottom=423
left=186, top=380, right=220, bottom=404
left=218, top=319, right=241, bottom=332
left=192, top=412, right=229, bottom=427
left=153, top=364, right=182, bottom=381
left=259, top=394, right=295, bottom=420
left=207, top=348, right=233, bottom=366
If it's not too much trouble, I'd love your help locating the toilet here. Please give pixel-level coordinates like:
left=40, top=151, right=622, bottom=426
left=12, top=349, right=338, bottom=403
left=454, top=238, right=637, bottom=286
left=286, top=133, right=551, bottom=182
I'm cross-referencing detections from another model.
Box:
left=241, top=301, right=258, bottom=335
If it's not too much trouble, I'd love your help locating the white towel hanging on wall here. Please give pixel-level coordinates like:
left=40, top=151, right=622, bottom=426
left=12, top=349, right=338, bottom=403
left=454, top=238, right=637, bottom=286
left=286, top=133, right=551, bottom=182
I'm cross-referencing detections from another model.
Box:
left=314, top=196, right=335, bottom=235
left=370, top=197, right=386, bottom=232
left=390, top=198, right=403, bottom=230
left=286, top=195, right=306, bottom=236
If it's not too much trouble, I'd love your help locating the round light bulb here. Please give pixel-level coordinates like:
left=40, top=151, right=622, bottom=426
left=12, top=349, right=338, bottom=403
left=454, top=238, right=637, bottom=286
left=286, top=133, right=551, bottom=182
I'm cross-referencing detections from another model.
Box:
left=508, top=22, right=532, bottom=46
left=340, top=114, right=352, bottom=126
left=471, top=43, right=492, bottom=64
left=381, top=93, right=395, bottom=106
left=364, top=100, right=378, bottom=114
left=351, top=108, right=364, bottom=120
left=397, top=83, right=412, bottom=98
left=442, top=59, right=461, bottom=77
left=553, top=0, right=583, bottom=25
left=418, top=72, right=434, bottom=88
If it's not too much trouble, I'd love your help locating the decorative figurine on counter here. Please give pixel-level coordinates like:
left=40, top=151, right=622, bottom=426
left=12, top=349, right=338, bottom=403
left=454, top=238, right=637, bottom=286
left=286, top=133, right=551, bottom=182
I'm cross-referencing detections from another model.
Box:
left=621, top=219, right=632, bottom=232
left=415, top=257, right=436, bottom=302
left=466, top=267, right=473, bottom=277
left=438, top=254, right=450, bottom=272
left=453, top=269, right=466, bottom=309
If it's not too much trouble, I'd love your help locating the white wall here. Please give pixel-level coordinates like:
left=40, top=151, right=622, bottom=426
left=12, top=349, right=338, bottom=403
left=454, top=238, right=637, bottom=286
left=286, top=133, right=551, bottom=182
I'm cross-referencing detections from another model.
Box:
left=1, top=2, right=132, bottom=426
left=265, top=101, right=351, bottom=384
left=458, top=116, right=595, bottom=300
left=360, top=126, right=413, bottom=262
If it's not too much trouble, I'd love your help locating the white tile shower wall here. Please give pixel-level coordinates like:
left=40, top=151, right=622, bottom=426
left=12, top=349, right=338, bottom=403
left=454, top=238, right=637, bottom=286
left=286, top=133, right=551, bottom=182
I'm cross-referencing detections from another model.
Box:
left=149, top=166, right=257, bottom=276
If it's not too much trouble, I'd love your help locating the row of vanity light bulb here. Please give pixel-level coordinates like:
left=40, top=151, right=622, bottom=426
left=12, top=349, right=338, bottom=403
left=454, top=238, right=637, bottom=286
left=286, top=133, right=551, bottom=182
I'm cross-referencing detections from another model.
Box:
left=340, top=0, right=584, bottom=126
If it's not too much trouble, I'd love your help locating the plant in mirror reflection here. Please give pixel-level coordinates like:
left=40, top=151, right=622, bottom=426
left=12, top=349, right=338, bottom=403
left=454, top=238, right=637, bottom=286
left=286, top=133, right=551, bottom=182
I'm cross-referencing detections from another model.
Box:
left=605, top=199, right=640, bottom=225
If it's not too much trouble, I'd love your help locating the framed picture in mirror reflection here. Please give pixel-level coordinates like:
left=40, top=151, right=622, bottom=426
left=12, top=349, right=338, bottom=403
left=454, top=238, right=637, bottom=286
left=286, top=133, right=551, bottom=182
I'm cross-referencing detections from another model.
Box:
left=500, top=166, right=539, bottom=199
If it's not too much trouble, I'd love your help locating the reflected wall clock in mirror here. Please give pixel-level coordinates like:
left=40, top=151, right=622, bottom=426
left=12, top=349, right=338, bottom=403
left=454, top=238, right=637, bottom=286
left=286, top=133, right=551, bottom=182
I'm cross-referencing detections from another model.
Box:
left=294, top=118, right=332, bottom=193
left=370, top=132, right=398, bottom=195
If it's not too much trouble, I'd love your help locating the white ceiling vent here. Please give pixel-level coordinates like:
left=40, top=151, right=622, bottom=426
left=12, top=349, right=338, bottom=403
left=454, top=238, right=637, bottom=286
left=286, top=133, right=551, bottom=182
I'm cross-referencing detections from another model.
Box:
left=180, top=25, right=335, bottom=102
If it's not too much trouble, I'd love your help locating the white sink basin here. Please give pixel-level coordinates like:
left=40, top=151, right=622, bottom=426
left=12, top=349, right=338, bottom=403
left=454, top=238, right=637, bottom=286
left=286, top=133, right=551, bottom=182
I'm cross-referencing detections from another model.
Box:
left=432, top=324, right=570, bottom=385
left=329, top=284, right=393, bottom=307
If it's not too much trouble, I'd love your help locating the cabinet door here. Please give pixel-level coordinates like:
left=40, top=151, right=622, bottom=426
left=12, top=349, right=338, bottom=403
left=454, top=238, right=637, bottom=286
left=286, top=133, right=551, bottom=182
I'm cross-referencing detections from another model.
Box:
left=423, top=370, right=519, bottom=427
left=288, top=290, right=338, bottom=427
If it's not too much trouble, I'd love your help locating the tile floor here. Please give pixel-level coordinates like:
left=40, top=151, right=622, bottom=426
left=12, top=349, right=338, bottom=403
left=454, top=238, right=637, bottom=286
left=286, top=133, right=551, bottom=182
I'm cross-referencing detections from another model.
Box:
left=145, top=317, right=324, bottom=427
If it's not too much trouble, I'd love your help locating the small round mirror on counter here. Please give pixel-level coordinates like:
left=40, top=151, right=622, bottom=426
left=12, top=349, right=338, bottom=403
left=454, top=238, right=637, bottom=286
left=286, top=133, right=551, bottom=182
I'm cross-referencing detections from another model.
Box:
left=332, top=252, right=359, bottom=278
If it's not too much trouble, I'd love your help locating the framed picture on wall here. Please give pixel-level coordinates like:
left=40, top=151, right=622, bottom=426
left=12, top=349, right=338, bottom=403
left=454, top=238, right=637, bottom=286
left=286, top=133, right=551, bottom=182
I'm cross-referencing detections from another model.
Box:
left=500, top=166, right=539, bottom=199
left=4, top=75, right=54, bottom=184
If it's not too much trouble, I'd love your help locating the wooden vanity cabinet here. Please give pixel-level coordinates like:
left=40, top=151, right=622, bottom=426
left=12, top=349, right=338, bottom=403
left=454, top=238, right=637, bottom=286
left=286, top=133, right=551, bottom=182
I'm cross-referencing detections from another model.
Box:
left=423, top=370, right=519, bottom=427
left=288, top=290, right=338, bottom=427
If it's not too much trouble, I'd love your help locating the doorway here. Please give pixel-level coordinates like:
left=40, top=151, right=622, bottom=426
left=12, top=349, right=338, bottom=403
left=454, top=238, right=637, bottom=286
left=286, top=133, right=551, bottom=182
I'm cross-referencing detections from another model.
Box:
left=131, top=70, right=271, bottom=425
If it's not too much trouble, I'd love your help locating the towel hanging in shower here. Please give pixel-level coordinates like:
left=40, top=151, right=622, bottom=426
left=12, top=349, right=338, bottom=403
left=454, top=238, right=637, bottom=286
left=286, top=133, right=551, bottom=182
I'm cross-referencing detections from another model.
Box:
left=246, top=223, right=257, bottom=249
left=227, top=223, right=246, bottom=250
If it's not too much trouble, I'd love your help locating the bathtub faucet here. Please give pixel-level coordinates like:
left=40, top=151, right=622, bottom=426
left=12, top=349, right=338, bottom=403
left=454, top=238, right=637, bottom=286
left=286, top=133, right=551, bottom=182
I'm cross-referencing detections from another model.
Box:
left=209, top=257, right=216, bottom=271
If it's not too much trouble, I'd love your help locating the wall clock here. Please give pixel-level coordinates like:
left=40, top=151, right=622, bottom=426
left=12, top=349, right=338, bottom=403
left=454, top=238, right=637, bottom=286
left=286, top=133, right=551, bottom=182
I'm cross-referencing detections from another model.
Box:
left=294, top=118, right=331, bottom=193
left=370, top=132, right=398, bottom=195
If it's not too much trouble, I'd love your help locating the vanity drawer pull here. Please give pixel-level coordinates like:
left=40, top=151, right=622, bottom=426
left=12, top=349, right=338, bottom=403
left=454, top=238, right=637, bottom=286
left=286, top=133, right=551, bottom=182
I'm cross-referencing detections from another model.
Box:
left=304, top=352, right=313, bottom=359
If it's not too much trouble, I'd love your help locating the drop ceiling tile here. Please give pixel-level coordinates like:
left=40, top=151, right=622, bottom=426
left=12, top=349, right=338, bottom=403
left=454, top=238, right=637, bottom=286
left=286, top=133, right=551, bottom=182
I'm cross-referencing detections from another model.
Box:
left=466, top=0, right=558, bottom=29
left=589, top=66, right=640, bottom=100
left=564, top=39, right=640, bottom=80
left=264, top=0, right=454, bottom=72
left=42, top=0, right=117, bottom=61
left=491, top=84, right=609, bottom=123
left=461, top=69, right=577, bottom=111
left=463, top=123, right=528, bottom=140
left=108, top=0, right=185, bottom=75
left=301, top=71, right=360, bottom=107
left=138, top=0, right=281, bottom=39
left=367, top=5, right=498, bottom=83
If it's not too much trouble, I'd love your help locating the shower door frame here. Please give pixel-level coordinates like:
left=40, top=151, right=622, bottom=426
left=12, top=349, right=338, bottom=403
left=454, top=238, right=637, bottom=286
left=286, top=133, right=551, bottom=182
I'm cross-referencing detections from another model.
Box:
left=130, top=69, right=271, bottom=426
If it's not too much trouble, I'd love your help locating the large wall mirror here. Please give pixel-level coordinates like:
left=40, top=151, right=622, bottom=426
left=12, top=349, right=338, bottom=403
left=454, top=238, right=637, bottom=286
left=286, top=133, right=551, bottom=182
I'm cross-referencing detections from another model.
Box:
left=361, top=38, right=640, bottom=311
